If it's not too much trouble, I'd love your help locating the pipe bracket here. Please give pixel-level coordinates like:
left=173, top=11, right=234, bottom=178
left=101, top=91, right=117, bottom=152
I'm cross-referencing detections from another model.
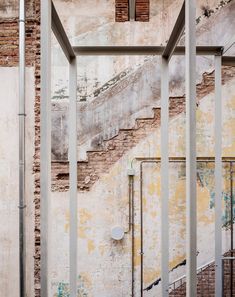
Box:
left=18, top=205, right=27, bottom=209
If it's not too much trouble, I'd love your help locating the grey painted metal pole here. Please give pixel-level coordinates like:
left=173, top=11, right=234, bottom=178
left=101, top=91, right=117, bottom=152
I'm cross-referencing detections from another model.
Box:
left=160, top=57, right=169, bottom=297
left=40, top=0, right=51, bottom=296
left=185, top=0, right=197, bottom=296
left=19, top=0, right=26, bottom=295
left=129, top=0, right=136, bottom=21
left=69, top=57, right=78, bottom=297
left=215, top=55, right=222, bottom=297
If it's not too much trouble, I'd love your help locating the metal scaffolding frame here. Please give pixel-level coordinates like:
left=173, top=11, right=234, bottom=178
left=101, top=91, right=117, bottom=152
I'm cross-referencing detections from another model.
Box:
left=40, top=0, right=235, bottom=296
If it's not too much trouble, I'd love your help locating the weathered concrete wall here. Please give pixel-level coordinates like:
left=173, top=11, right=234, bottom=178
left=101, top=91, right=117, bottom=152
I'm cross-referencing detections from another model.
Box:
left=0, top=0, right=35, bottom=19
left=51, top=0, right=232, bottom=99
left=1, top=1, right=234, bottom=296
left=49, top=74, right=235, bottom=296
left=51, top=0, right=235, bottom=161
left=0, top=67, right=35, bottom=297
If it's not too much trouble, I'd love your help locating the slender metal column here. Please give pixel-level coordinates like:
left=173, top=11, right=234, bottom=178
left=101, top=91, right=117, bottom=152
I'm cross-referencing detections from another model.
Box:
left=40, top=0, right=51, bottom=296
left=129, top=0, right=136, bottom=20
left=160, top=57, right=169, bottom=297
left=185, top=0, right=197, bottom=296
left=215, top=55, right=222, bottom=297
left=69, top=57, right=78, bottom=297
left=19, top=0, right=26, bottom=296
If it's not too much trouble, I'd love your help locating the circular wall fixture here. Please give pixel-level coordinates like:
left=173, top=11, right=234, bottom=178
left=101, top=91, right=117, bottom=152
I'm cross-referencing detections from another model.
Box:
left=111, top=226, right=125, bottom=241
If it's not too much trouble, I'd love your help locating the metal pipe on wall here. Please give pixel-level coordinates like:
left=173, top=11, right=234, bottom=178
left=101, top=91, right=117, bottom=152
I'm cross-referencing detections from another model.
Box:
left=215, top=54, right=223, bottom=297
left=19, top=0, right=26, bottom=295
left=127, top=173, right=135, bottom=296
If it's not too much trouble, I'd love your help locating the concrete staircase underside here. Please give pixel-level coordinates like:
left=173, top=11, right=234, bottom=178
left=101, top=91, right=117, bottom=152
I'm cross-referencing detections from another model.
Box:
left=50, top=66, right=235, bottom=192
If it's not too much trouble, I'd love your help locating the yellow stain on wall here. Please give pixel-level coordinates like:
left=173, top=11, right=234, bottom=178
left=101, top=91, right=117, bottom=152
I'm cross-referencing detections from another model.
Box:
left=148, top=182, right=156, bottom=196
left=143, top=254, right=186, bottom=286
left=87, top=239, right=95, bottom=254
left=143, top=196, right=147, bottom=212
left=169, top=180, right=186, bottom=219
left=144, top=268, right=160, bottom=285
left=169, top=254, right=186, bottom=271
left=80, top=272, right=92, bottom=289
left=150, top=211, right=157, bottom=218
left=197, top=185, right=213, bottom=225
left=99, top=244, right=106, bottom=256
left=64, top=210, right=70, bottom=233
left=79, top=208, right=92, bottom=224
left=78, top=226, right=88, bottom=239
left=134, top=236, right=141, bottom=267
left=223, top=117, right=235, bottom=157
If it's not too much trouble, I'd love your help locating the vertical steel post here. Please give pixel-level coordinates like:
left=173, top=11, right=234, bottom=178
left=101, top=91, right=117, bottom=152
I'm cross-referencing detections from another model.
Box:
left=215, top=55, right=222, bottom=297
left=230, top=162, right=234, bottom=296
left=129, top=0, right=136, bottom=21
left=161, top=57, right=169, bottom=297
left=19, top=0, right=26, bottom=296
left=185, top=0, right=197, bottom=296
left=69, top=57, right=78, bottom=297
left=40, top=0, right=51, bottom=296
left=140, top=164, right=144, bottom=297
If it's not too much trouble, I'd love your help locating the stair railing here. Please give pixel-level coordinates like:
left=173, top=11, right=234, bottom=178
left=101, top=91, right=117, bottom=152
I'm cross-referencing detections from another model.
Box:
left=168, top=259, right=214, bottom=293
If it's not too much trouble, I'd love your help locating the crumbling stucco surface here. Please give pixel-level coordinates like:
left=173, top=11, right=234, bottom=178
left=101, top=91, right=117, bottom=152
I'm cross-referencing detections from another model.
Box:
left=49, top=75, right=235, bottom=296
left=0, top=0, right=35, bottom=19
left=1, top=0, right=234, bottom=296
left=51, top=0, right=235, bottom=161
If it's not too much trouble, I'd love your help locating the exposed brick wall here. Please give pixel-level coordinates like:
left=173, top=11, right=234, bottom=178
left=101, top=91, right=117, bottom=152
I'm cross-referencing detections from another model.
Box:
left=115, top=0, right=150, bottom=22
left=135, top=0, right=150, bottom=22
left=115, top=0, right=129, bottom=22
left=51, top=66, right=235, bottom=192
left=0, top=2, right=41, bottom=296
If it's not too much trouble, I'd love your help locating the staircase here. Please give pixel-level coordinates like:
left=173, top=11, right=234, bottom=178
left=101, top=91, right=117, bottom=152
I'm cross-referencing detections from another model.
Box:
left=169, top=251, right=235, bottom=296
left=51, top=66, right=235, bottom=192
left=169, top=261, right=215, bottom=296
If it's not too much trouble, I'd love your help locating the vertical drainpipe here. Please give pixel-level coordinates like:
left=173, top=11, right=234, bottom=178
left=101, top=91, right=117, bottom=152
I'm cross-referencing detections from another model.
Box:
left=19, top=0, right=26, bottom=296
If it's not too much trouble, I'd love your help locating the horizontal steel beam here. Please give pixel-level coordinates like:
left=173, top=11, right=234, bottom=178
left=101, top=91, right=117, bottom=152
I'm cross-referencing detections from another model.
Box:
left=51, top=1, right=75, bottom=61
left=162, top=1, right=185, bottom=59
left=222, top=56, right=235, bottom=66
left=73, top=46, right=223, bottom=56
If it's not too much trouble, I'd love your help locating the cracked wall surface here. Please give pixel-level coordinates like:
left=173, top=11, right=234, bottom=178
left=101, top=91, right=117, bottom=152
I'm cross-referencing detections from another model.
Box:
left=49, top=76, right=235, bottom=296
left=51, top=0, right=235, bottom=161
left=0, top=0, right=235, bottom=296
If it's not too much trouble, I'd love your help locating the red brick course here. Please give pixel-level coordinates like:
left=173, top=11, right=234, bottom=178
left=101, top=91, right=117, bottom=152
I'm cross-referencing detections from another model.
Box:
left=115, top=0, right=150, bottom=22
left=136, top=0, right=150, bottom=22
left=115, top=0, right=129, bottom=22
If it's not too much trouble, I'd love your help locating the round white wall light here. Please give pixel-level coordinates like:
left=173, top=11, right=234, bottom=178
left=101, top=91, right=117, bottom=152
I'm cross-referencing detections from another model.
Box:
left=111, top=226, right=125, bottom=241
